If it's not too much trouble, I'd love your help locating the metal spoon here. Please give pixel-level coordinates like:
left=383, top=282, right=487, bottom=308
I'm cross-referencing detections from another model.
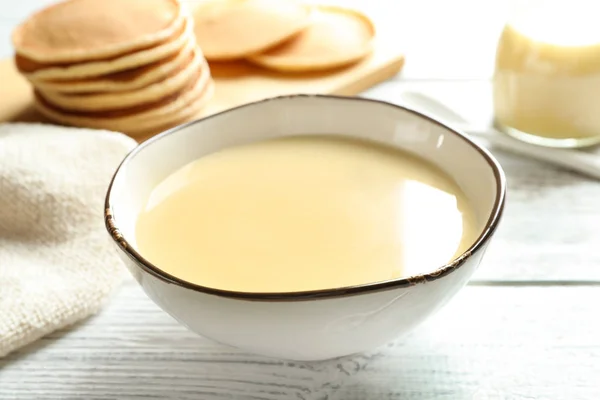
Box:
left=397, top=91, right=600, bottom=181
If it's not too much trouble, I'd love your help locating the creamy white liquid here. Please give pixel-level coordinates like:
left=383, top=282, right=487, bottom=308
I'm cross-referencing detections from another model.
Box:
left=136, top=135, right=477, bottom=292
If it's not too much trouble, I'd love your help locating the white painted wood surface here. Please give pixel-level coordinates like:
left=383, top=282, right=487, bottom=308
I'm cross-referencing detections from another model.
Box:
left=1, top=1, right=600, bottom=399
left=339, top=285, right=600, bottom=400
left=2, top=281, right=599, bottom=399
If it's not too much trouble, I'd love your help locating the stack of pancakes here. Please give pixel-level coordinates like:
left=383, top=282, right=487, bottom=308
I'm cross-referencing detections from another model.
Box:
left=12, top=0, right=213, bottom=139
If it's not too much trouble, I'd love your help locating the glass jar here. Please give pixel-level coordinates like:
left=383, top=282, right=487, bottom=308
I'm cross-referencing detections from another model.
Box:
left=493, top=0, right=600, bottom=148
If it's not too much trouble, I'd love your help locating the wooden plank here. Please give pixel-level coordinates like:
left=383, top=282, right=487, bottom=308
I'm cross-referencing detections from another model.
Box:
left=0, top=280, right=377, bottom=400
left=1, top=281, right=599, bottom=399
left=336, top=285, right=600, bottom=400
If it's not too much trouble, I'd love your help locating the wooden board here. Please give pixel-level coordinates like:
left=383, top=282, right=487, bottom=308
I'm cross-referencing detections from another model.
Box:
left=0, top=39, right=404, bottom=138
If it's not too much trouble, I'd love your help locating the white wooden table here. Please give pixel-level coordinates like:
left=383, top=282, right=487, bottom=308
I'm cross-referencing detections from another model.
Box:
left=2, top=1, right=600, bottom=399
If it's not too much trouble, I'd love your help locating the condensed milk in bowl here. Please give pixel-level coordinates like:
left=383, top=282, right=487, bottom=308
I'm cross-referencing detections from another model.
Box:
left=105, top=95, right=506, bottom=361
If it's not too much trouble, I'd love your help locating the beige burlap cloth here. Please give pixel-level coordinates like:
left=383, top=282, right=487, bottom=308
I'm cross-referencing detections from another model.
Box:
left=0, top=123, right=136, bottom=358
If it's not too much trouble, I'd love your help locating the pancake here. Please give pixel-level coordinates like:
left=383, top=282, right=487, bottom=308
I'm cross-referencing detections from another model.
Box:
left=37, top=47, right=204, bottom=112
left=248, top=6, right=375, bottom=72
left=124, top=80, right=215, bottom=138
left=12, top=0, right=183, bottom=63
left=34, top=62, right=213, bottom=135
left=194, top=0, right=310, bottom=61
left=30, top=39, right=196, bottom=94
left=19, top=16, right=194, bottom=80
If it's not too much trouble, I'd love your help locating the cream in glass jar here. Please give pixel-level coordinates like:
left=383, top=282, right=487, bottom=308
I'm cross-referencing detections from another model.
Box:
left=493, top=0, right=600, bottom=148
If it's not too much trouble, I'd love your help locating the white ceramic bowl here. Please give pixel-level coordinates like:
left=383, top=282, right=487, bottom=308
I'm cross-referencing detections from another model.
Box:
left=105, top=95, right=506, bottom=361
